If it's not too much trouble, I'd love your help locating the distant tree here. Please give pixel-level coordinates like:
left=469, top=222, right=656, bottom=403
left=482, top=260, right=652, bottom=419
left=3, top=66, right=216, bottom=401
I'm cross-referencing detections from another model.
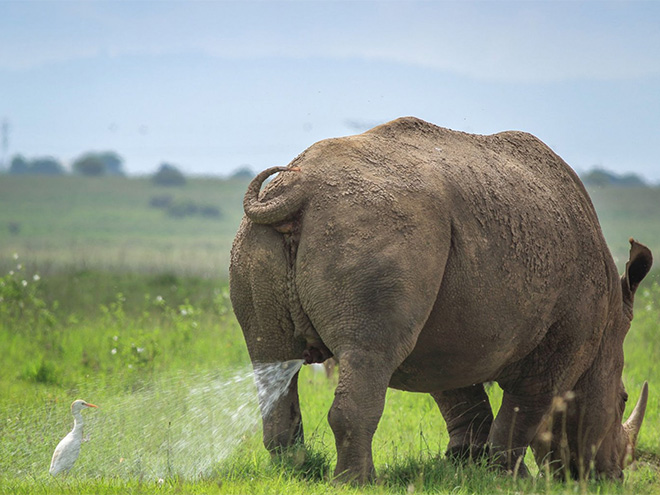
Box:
left=152, top=163, right=186, bottom=186
left=230, top=166, right=254, bottom=180
left=8, top=155, right=29, bottom=174
left=10, top=155, right=64, bottom=175
left=98, top=151, right=125, bottom=176
left=30, top=157, right=64, bottom=175
left=72, top=153, right=105, bottom=176
left=582, top=169, right=613, bottom=187
left=582, top=167, right=647, bottom=187
left=618, top=173, right=646, bottom=187
left=72, top=151, right=125, bottom=177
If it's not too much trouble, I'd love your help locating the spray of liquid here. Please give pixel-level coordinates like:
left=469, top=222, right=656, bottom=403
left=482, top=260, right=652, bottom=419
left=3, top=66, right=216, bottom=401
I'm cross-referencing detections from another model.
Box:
left=4, top=360, right=305, bottom=481
left=254, top=359, right=305, bottom=418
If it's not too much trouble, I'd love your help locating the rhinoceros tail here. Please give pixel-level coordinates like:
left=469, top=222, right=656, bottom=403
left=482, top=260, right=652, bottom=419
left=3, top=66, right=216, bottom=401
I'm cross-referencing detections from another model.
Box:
left=243, top=166, right=306, bottom=225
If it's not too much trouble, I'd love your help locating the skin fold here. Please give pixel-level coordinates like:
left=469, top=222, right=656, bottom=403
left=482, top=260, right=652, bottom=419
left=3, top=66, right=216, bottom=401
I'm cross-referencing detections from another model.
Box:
left=230, top=117, right=652, bottom=483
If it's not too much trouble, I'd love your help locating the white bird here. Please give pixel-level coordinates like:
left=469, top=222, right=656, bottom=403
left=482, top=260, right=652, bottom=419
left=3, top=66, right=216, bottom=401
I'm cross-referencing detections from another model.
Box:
left=49, top=399, right=98, bottom=476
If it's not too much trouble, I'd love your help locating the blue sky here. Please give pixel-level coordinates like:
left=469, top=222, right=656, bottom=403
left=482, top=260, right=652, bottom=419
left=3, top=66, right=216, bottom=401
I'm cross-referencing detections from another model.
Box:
left=1, top=0, right=659, bottom=180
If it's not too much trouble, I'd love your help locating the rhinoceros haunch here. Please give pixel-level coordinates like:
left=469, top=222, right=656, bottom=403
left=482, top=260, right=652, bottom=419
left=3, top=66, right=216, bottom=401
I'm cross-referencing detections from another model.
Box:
left=229, top=117, right=652, bottom=483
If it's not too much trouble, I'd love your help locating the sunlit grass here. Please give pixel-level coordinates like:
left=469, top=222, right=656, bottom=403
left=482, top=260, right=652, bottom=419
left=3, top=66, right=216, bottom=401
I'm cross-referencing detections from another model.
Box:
left=1, top=264, right=660, bottom=493
left=2, top=172, right=660, bottom=493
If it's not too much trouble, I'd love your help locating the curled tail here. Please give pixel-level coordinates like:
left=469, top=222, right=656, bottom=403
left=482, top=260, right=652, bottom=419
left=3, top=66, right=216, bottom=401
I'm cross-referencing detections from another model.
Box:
left=243, top=166, right=306, bottom=224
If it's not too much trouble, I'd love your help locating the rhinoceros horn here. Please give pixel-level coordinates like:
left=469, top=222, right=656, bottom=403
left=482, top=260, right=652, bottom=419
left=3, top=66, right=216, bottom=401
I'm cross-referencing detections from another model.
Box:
left=623, top=381, right=649, bottom=448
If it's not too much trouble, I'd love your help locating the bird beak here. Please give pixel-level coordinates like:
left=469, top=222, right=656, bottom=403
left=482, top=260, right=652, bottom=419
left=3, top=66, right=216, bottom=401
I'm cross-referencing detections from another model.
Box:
left=85, top=403, right=99, bottom=408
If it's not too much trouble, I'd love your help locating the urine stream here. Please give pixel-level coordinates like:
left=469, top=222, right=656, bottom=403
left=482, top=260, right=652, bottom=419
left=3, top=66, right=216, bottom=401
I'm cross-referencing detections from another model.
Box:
left=29, top=360, right=305, bottom=480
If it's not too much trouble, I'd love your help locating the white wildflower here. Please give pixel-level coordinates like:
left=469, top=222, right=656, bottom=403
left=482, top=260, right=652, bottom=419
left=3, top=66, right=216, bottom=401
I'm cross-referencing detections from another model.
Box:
left=136, top=347, right=145, bottom=354
left=180, top=309, right=188, bottom=316
left=12, top=253, right=18, bottom=260
left=21, top=280, right=27, bottom=287
left=111, top=348, right=117, bottom=355
left=16, top=264, right=22, bottom=270
left=33, top=274, right=40, bottom=281
left=155, top=295, right=164, bottom=303
left=113, top=335, right=118, bottom=341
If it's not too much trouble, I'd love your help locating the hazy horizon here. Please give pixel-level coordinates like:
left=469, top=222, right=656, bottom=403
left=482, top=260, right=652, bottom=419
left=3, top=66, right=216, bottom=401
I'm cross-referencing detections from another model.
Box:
left=1, top=1, right=659, bottom=181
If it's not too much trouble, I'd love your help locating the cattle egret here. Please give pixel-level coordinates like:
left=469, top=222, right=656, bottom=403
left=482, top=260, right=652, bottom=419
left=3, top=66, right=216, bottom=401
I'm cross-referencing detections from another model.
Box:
left=49, top=399, right=98, bottom=476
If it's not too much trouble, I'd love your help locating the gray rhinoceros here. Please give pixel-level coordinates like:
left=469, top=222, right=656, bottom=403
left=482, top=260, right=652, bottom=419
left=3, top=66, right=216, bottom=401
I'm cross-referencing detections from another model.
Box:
left=229, top=117, right=651, bottom=483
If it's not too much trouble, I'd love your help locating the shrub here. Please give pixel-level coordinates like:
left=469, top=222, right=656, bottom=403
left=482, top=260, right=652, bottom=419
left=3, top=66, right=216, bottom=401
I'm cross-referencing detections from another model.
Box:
left=9, top=155, right=64, bottom=175
left=167, top=200, right=198, bottom=218
left=8, top=155, right=29, bottom=174
left=149, top=194, right=174, bottom=209
left=199, top=205, right=222, bottom=218
left=72, top=151, right=126, bottom=177
left=72, top=154, right=106, bottom=176
left=230, top=166, right=254, bottom=180
left=152, top=164, right=186, bottom=186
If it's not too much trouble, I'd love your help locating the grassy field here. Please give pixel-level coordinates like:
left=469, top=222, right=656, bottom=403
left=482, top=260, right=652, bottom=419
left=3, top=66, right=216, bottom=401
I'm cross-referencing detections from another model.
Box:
left=0, top=175, right=249, bottom=276
left=1, top=175, right=660, bottom=275
left=1, top=175, right=660, bottom=494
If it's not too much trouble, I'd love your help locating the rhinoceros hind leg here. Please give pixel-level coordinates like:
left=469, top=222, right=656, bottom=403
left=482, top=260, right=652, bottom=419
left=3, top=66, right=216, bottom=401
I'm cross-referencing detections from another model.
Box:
left=432, top=384, right=493, bottom=464
left=328, top=350, right=399, bottom=484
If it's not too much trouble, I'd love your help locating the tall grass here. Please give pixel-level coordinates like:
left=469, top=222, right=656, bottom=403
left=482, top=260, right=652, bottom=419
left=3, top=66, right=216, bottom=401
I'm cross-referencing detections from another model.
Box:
left=1, top=261, right=659, bottom=494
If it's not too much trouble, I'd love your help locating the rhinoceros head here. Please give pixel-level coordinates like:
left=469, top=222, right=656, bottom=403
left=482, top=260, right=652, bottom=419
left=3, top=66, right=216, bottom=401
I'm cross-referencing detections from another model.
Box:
left=534, top=239, right=652, bottom=479
left=594, top=240, right=652, bottom=478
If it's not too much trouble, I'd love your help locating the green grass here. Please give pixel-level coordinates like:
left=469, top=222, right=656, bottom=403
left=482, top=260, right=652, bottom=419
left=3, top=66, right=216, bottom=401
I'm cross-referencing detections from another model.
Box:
left=0, top=175, right=249, bottom=276
left=1, top=265, right=660, bottom=494
left=2, top=175, right=660, bottom=276
left=1, top=176, right=660, bottom=493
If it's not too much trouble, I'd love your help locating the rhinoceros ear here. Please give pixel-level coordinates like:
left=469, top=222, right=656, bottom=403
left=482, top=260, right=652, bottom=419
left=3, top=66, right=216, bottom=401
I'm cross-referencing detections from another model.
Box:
left=622, top=239, right=653, bottom=297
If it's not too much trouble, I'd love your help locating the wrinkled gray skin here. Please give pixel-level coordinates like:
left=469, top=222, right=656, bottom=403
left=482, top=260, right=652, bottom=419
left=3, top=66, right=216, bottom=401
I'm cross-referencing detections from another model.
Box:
left=229, top=117, right=652, bottom=483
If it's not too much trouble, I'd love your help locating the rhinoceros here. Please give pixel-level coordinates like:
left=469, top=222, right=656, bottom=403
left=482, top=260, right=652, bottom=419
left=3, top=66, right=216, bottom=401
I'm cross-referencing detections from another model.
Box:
left=229, top=117, right=652, bottom=483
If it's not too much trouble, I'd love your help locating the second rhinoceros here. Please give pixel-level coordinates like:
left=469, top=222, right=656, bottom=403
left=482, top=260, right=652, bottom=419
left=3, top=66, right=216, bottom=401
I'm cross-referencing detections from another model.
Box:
left=229, top=117, right=651, bottom=483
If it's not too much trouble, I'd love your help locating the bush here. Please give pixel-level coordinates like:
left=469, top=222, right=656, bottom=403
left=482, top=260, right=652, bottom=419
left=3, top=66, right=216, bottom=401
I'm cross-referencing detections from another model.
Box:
left=8, top=155, right=29, bottom=174
left=199, top=205, right=222, bottom=218
left=167, top=200, right=198, bottom=218
left=9, top=155, right=64, bottom=175
left=230, top=166, right=254, bottom=180
left=152, top=164, right=186, bottom=186
left=149, top=194, right=174, bottom=209
left=73, top=154, right=105, bottom=176
left=582, top=167, right=647, bottom=187
left=72, top=151, right=125, bottom=177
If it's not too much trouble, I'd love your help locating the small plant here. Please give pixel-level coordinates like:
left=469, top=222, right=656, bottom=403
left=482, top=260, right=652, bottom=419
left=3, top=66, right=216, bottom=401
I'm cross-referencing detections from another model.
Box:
left=0, top=254, right=56, bottom=331
left=21, top=357, right=60, bottom=385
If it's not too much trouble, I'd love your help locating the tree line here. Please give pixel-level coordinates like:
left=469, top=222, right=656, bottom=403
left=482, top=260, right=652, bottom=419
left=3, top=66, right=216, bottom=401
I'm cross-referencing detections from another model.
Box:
left=4, top=152, right=193, bottom=186
left=6, top=152, right=125, bottom=177
left=3, top=153, right=255, bottom=186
